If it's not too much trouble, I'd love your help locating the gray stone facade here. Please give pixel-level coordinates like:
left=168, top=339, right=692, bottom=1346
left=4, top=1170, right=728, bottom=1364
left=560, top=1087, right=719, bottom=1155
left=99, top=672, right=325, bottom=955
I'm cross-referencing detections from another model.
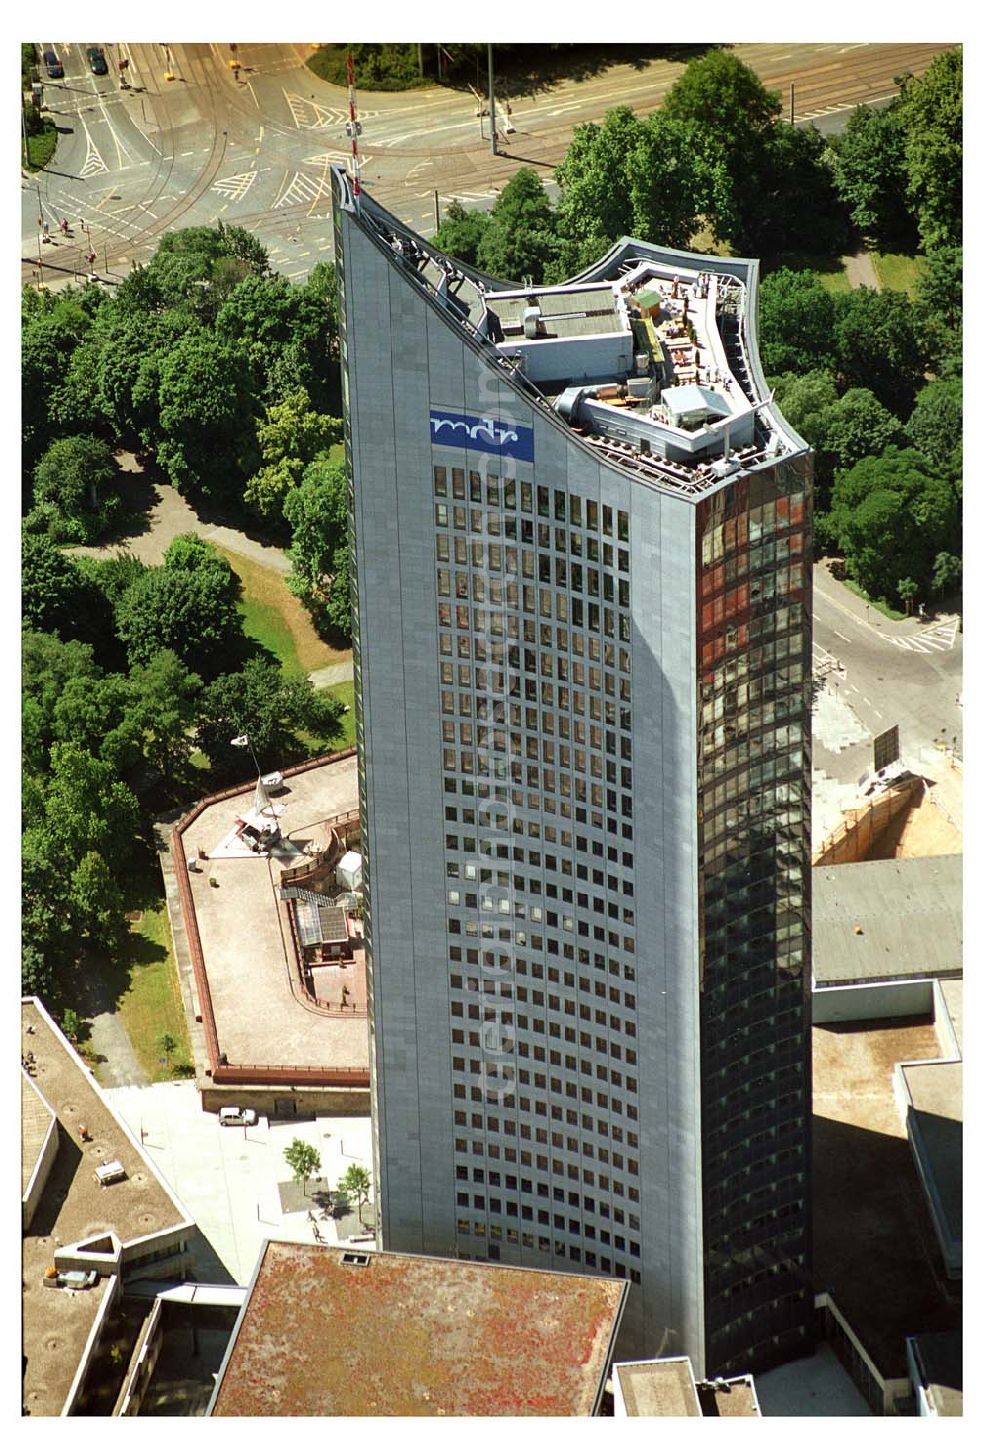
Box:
left=334, top=174, right=812, bottom=1376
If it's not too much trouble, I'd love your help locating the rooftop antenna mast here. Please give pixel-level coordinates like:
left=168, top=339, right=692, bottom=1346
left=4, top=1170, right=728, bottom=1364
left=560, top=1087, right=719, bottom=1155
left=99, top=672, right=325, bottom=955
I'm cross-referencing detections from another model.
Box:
left=346, top=50, right=361, bottom=197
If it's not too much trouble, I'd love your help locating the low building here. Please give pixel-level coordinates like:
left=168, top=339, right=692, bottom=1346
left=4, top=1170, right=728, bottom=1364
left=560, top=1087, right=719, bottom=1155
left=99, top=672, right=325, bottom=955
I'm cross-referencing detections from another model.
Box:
left=812, top=855, right=962, bottom=988
left=21, top=999, right=195, bottom=1417
left=208, top=1241, right=627, bottom=1416
left=612, top=1357, right=760, bottom=1416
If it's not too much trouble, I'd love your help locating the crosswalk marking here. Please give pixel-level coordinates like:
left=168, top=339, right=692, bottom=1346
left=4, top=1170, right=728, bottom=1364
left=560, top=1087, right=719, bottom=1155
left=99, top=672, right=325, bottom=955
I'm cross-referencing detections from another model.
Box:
left=889, top=619, right=959, bottom=654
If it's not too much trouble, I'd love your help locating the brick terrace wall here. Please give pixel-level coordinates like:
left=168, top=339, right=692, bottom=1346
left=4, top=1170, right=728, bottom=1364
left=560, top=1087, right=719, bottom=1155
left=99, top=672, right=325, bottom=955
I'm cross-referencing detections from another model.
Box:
left=171, top=750, right=370, bottom=1090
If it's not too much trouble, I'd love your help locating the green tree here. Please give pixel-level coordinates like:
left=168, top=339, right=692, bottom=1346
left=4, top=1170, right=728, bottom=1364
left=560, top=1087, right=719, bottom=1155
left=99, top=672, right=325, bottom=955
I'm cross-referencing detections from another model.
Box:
left=32, top=435, right=119, bottom=542
left=337, top=1163, right=372, bottom=1217
left=22, top=534, right=112, bottom=646
left=897, top=49, right=962, bottom=251
left=625, top=110, right=711, bottom=250
left=115, top=549, right=244, bottom=678
left=771, top=370, right=838, bottom=447
left=476, top=169, right=560, bottom=285
left=757, top=270, right=837, bottom=376
left=284, top=1138, right=322, bottom=1193
left=662, top=50, right=781, bottom=250
left=431, top=201, right=491, bottom=265
left=820, top=388, right=905, bottom=475
left=827, top=446, right=959, bottom=602
left=749, top=122, right=849, bottom=257
left=284, top=448, right=352, bottom=640
left=931, top=551, right=962, bottom=596
left=913, top=246, right=962, bottom=375
left=21, top=295, right=96, bottom=464
left=243, top=389, right=342, bottom=528
left=196, top=657, right=345, bottom=776
left=829, top=101, right=915, bottom=247
left=555, top=107, right=645, bottom=257
left=833, top=288, right=926, bottom=416
left=125, top=649, right=203, bottom=786
left=94, top=306, right=190, bottom=449
left=897, top=577, right=918, bottom=615
left=156, top=333, right=259, bottom=500
left=905, top=379, right=962, bottom=479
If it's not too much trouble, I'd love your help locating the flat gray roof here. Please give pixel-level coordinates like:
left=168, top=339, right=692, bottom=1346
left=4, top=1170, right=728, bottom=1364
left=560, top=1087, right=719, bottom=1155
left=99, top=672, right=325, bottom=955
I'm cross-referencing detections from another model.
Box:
left=489, top=285, right=622, bottom=340
left=812, top=855, right=962, bottom=984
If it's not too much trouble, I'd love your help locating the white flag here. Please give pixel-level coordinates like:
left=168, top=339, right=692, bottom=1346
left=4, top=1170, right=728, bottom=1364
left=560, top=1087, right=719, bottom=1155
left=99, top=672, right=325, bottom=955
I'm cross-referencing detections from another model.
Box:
left=230, top=734, right=249, bottom=747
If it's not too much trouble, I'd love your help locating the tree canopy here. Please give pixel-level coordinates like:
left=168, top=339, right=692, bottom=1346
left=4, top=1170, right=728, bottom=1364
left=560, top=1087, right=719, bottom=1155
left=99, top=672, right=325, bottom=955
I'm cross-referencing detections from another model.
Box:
left=31, top=434, right=119, bottom=542
left=832, top=287, right=927, bottom=416
left=284, top=448, right=352, bottom=641
left=196, top=656, right=345, bottom=777
left=758, top=269, right=837, bottom=376
left=827, top=446, right=960, bottom=604
left=897, top=49, right=962, bottom=251
left=114, top=540, right=244, bottom=677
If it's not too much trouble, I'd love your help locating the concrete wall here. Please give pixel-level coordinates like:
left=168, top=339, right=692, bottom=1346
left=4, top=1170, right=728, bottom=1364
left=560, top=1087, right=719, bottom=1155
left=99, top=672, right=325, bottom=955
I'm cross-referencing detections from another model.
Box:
left=22, top=1089, right=58, bottom=1231
left=812, top=979, right=935, bottom=1024
left=498, top=332, right=633, bottom=385
left=199, top=1085, right=370, bottom=1116
left=114, top=1298, right=163, bottom=1416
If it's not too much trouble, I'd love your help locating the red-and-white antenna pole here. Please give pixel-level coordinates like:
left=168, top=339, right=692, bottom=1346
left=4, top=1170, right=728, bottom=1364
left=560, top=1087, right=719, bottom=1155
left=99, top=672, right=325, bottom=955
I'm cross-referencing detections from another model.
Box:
left=347, top=51, right=360, bottom=197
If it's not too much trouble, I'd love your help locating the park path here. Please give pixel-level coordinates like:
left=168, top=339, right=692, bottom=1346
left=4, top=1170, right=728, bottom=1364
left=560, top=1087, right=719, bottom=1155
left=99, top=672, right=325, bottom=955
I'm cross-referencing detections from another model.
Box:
left=73, top=968, right=150, bottom=1088
left=70, top=457, right=291, bottom=573
left=842, top=249, right=880, bottom=291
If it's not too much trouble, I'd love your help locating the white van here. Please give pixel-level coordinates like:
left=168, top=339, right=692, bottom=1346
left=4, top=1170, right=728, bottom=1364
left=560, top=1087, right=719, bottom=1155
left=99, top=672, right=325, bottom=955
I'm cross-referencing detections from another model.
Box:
left=219, top=1107, right=257, bottom=1127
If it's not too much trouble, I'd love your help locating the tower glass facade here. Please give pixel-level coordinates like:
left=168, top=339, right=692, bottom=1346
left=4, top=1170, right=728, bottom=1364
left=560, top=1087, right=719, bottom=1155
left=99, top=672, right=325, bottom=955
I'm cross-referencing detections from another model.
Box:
left=334, top=171, right=813, bottom=1376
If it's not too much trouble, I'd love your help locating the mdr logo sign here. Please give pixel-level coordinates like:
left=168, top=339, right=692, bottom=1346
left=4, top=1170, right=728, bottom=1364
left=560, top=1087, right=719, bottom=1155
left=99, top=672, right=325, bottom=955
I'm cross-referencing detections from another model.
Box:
left=430, top=409, right=534, bottom=463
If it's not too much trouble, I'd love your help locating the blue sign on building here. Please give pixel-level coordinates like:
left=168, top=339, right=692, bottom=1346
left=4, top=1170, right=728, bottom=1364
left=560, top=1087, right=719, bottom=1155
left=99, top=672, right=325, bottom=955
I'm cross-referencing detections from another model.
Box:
left=430, top=409, right=534, bottom=462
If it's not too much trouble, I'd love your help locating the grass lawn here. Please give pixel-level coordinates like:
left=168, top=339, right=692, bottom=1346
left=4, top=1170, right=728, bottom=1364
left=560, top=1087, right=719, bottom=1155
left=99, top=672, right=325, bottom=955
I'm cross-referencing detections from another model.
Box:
left=760, top=251, right=852, bottom=293
left=23, top=117, right=57, bottom=171
left=871, top=252, right=927, bottom=297
left=842, top=578, right=906, bottom=621
left=93, top=903, right=194, bottom=1083
left=298, top=679, right=356, bottom=754
left=217, top=547, right=349, bottom=675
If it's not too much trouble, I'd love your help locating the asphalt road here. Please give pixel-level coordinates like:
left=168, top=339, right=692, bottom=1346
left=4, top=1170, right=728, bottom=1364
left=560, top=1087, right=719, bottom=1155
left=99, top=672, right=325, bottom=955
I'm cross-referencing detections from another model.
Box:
left=23, top=41, right=956, bottom=288
left=811, top=563, right=962, bottom=797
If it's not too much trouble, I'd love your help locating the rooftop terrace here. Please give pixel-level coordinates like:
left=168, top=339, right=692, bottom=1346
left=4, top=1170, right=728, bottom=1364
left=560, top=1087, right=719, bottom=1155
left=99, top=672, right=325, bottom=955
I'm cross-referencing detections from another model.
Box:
left=177, top=754, right=366, bottom=1078
left=337, top=174, right=803, bottom=499
left=210, top=1242, right=626, bottom=1416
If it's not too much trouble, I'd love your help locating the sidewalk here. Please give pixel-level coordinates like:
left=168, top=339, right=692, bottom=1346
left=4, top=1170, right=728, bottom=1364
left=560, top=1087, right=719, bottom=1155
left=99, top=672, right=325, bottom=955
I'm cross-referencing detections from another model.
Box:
left=813, top=561, right=958, bottom=640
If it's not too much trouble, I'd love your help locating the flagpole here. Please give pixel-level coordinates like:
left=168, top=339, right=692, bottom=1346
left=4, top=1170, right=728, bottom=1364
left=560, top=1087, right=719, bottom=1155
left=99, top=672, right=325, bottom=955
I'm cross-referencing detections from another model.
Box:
left=232, top=731, right=280, bottom=836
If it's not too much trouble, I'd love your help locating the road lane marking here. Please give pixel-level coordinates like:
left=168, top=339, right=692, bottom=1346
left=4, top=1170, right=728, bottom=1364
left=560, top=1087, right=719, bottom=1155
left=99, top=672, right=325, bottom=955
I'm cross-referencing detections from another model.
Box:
left=833, top=629, right=852, bottom=643
left=212, top=172, right=258, bottom=203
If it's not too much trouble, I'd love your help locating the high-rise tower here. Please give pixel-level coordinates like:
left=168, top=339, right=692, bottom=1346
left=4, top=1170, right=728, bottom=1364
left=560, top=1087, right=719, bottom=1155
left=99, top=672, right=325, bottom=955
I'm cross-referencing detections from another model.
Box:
left=334, top=172, right=813, bottom=1378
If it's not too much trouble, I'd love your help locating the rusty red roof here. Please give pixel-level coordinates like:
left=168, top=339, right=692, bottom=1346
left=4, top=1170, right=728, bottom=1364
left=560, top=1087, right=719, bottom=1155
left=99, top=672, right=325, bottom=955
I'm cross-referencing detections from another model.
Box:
left=210, top=1241, right=627, bottom=1416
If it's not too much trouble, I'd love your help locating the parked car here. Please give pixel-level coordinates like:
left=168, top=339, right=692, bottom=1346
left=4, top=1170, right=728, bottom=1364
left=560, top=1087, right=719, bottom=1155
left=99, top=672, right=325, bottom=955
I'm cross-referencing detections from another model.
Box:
left=219, top=1106, right=257, bottom=1127
left=86, top=46, right=108, bottom=75
left=42, top=50, right=63, bottom=79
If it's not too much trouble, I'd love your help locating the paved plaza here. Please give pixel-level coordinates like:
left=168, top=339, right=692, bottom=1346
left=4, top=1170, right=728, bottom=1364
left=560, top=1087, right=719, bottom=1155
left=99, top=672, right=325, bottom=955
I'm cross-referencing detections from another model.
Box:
left=106, top=1083, right=375, bottom=1287
left=179, top=756, right=367, bottom=1071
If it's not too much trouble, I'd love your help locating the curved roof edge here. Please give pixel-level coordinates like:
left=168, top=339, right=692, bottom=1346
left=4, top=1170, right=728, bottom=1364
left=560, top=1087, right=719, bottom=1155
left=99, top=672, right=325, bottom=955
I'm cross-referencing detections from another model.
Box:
left=330, top=168, right=810, bottom=468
